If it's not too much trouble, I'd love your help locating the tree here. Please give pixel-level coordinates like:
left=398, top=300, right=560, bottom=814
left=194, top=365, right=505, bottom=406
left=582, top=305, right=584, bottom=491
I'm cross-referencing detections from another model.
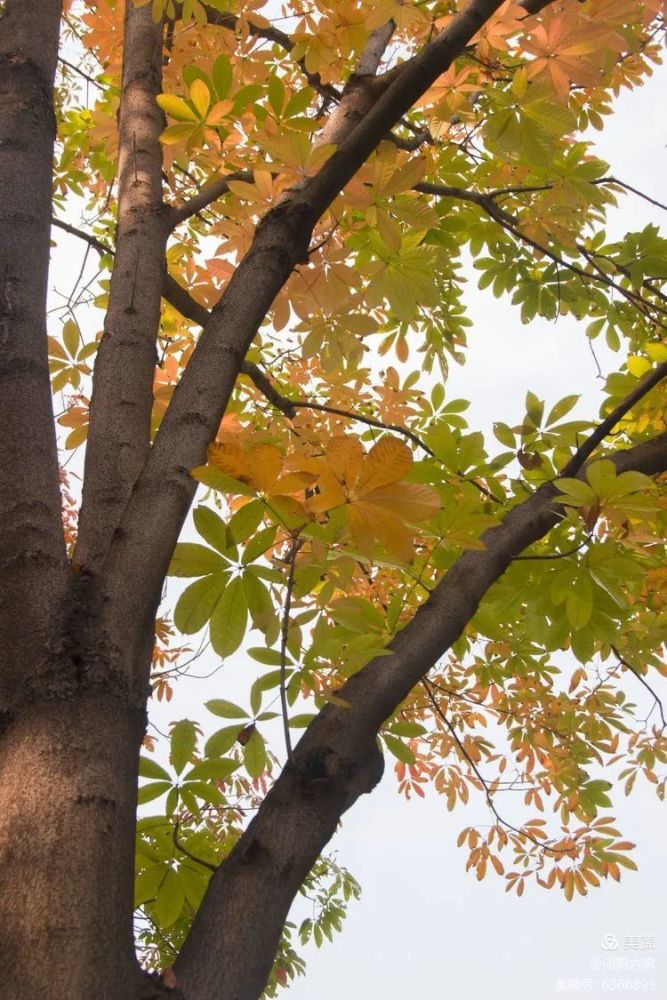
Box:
left=0, top=0, right=665, bottom=996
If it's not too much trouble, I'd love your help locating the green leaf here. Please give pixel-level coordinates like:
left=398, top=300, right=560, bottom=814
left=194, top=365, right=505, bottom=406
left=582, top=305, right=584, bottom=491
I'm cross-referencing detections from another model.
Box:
left=160, top=123, right=198, bottom=145
left=138, top=756, right=171, bottom=781
left=228, top=499, right=264, bottom=545
left=243, top=729, right=267, bottom=778
left=62, top=318, right=80, bottom=356
left=193, top=505, right=232, bottom=554
left=383, top=733, right=416, bottom=764
left=205, top=725, right=244, bottom=757
left=493, top=422, right=515, bottom=448
left=183, top=757, right=237, bottom=783
left=243, top=571, right=274, bottom=631
left=390, top=721, right=427, bottom=738
left=205, top=698, right=249, bottom=719
left=284, top=86, right=314, bottom=118
left=546, top=394, right=579, bottom=426
left=267, top=73, right=285, bottom=116
left=525, top=390, right=544, bottom=428
left=173, top=572, right=228, bottom=634
left=154, top=867, right=185, bottom=928
left=242, top=524, right=277, bottom=564
left=210, top=576, right=248, bottom=657
left=170, top=719, right=197, bottom=775
left=135, top=862, right=168, bottom=906
left=190, top=465, right=255, bottom=495
left=137, top=781, right=172, bottom=804
left=169, top=543, right=227, bottom=576
left=212, top=54, right=232, bottom=99
left=248, top=647, right=283, bottom=666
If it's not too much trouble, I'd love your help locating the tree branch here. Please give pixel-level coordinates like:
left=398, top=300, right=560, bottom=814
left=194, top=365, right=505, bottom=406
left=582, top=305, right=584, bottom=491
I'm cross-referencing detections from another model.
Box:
left=561, top=359, right=667, bottom=476
left=0, top=0, right=68, bottom=701
left=612, top=645, right=667, bottom=732
left=74, top=3, right=168, bottom=573
left=167, top=170, right=252, bottom=230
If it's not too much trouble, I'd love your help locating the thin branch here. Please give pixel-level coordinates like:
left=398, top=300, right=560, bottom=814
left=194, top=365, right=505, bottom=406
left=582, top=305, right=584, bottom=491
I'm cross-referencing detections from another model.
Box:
left=167, top=170, right=253, bottom=230
left=612, top=645, right=667, bottom=731
left=58, top=55, right=104, bottom=89
left=240, top=361, right=435, bottom=456
left=417, top=184, right=665, bottom=325
left=280, top=538, right=303, bottom=764
left=198, top=3, right=339, bottom=102
left=52, top=217, right=112, bottom=256
left=414, top=181, right=517, bottom=226
left=173, top=820, right=218, bottom=873
left=513, top=536, right=591, bottom=561
left=560, top=360, right=667, bottom=476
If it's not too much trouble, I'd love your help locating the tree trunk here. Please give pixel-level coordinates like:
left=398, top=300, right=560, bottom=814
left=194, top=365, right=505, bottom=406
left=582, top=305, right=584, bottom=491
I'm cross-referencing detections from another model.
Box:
left=0, top=686, right=146, bottom=999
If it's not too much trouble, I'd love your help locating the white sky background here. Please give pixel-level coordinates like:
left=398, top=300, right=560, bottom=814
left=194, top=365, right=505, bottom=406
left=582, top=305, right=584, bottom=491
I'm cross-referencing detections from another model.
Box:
left=48, top=33, right=667, bottom=1000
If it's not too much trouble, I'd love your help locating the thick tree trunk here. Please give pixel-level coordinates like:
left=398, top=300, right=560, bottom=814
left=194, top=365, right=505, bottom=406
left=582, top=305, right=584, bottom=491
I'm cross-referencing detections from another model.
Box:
left=0, top=688, right=147, bottom=1000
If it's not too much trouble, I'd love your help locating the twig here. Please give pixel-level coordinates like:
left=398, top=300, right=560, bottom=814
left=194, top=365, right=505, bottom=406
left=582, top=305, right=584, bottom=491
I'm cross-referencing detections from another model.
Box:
left=240, top=361, right=436, bottom=456
left=280, top=538, right=303, bottom=764
left=513, top=535, right=590, bottom=561
left=612, top=645, right=666, bottom=731
left=172, top=819, right=218, bottom=873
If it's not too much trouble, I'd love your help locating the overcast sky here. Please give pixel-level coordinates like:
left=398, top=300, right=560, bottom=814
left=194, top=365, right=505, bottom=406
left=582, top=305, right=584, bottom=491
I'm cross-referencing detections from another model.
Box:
left=49, top=45, right=666, bottom=1000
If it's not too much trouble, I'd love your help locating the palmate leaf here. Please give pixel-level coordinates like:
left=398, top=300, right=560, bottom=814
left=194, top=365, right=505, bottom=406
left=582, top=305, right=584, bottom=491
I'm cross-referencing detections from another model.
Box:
left=303, top=436, right=440, bottom=561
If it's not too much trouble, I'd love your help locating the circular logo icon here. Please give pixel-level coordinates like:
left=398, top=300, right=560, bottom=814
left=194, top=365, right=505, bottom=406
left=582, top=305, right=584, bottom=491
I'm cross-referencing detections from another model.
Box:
left=601, top=933, right=619, bottom=951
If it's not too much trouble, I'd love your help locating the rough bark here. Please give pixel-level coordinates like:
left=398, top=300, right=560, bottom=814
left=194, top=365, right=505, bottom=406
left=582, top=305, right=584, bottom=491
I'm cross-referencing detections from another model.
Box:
left=0, top=691, right=147, bottom=1000
left=0, top=0, right=67, bottom=703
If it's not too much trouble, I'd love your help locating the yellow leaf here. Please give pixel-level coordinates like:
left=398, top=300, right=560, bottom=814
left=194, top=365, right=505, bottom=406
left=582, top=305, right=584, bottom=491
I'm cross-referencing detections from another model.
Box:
left=190, top=78, right=210, bottom=119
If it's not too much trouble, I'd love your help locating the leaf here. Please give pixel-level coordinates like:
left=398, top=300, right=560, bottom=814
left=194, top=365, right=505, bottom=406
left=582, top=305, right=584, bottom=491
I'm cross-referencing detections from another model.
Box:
left=212, top=54, right=232, bottom=99
left=160, top=123, right=198, bottom=145
left=173, top=572, right=228, bottom=634
left=138, top=756, right=171, bottom=781
left=193, top=506, right=232, bottom=554
left=168, top=543, right=227, bottom=577
left=383, top=734, right=416, bottom=764
left=157, top=94, right=198, bottom=122
left=137, top=781, right=172, bottom=804
left=205, top=725, right=245, bottom=757
left=62, top=318, right=80, bottom=356
left=154, top=867, right=185, bottom=928
left=243, top=729, right=267, bottom=778
left=546, top=394, right=580, bottom=426
left=183, top=757, right=237, bottom=782
left=170, top=719, right=197, bottom=775
left=190, top=78, right=211, bottom=118
left=210, top=576, right=248, bottom=657
left=206, top=698, right=249, bottom=719
left=228, top=499, right=264, bottom=544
